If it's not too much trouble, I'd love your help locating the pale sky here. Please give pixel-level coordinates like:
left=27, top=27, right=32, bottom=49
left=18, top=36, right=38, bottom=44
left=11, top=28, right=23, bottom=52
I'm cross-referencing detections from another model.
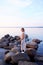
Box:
left=0, top=0, right=43, bottom=27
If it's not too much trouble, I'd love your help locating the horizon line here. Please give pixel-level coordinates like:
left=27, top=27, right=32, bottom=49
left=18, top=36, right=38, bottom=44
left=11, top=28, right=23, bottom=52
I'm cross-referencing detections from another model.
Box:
left=0, top=26, right=43, bottom=28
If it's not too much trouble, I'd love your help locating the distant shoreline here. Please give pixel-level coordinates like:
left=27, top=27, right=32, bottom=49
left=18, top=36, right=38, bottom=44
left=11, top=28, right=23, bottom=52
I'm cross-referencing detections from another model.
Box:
left=0, top=27, right=43, bottom=28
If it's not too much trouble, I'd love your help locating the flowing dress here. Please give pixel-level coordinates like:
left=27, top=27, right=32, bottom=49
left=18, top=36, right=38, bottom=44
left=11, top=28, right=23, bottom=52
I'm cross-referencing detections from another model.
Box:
left=21, top=32, right=26, bottom=52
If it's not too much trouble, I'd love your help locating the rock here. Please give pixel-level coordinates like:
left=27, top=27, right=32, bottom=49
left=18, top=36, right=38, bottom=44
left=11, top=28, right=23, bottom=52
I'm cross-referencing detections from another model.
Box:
left=9, top=41, right=17, bottom=46
left=18, top=61, right=38, bottom=65
left=0, top=41, right=9, bottom=48
left=25, top=48, right=36, bottom=59
left=9, top=43, right=15, bottom=47
left=9, top=36, right=21, bottom=43
left=35, top=55, right=43, bottom=62
left=0, top=34, right=11, bottom=48
left=11, top=53, right=30, bottom=63
left=4, top=34, right=10, bottom=38
left=0, top=42, right=7, bottom=48
left=0, top=37, right=7, bottom=42
left=0, top=44, right=3, bottom=48
left=4, top=46, right=20, bottom=63
left=25, top=34, right=28, bottom=39
left=0, top=59, right=4, bottom=65
left=16, top=40, right=21, bottom=45
left=0, top=34, right=10, bottom=42
left=9, top=37, right=15, bottom=43
left=0, top=48, right=10, bottom=62
left=4, top=51, right=14, bottom=63
left=11, top=46, right=20, bottom=53
left=9, top=40, right=21, bottom=49
left=0, top=34, right=21, bottom=48
left=5, top=50, right=10, bottom=55
left=14, top=36, right=21, bottom=41
left=1, top=42, right=7, bottom=46
left=25, top=34, right=29, bottom=42
left=32, top=39, right=42, bottom=44
left=26, top=42, right=38, bottom=50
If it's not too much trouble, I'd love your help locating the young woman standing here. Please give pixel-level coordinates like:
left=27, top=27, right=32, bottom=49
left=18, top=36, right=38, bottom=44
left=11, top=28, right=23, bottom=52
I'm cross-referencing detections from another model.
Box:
left=20, top=28, right=26, bottom=52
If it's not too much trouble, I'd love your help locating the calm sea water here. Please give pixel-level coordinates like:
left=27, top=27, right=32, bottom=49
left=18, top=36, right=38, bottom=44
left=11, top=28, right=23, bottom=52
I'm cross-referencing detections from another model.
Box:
left=0, top=28, right=43, bottom=56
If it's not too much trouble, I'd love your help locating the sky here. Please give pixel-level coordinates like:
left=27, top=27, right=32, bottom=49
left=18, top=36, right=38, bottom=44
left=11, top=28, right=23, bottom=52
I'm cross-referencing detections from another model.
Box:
left=0, top=0, right=43, bottom=27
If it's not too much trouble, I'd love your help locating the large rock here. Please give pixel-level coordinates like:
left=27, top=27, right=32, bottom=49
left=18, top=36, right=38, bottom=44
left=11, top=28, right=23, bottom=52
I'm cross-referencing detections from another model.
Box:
left=11, top=53, right=30, bottom=63
left=0, top=34, right=11, bottom=48
left=9, top=37, right=15, bottom=43
left=9, top=43, right=15, bottom=47
left=4, top=46, right=20, bottom=63
left=11, top=46, right=21, bottom=52
left=25, top=34, right=29, bottom=42
left=26, top=42, right=38, bottom=50
left=9, top=41, right=18, bottom=46
left=32, top=39, right=42, bottom=44
left=0, top=41, right=9, bottom=48
left=0, top=59, right=4, bottom=65
left=0, top=34, right=10, bottom=42
left=34, top=55, right=43, bottom=62
left=4, top=34, right=10, bottom=38
left=0, top=48, right=10, bottom=63
left=25, top=48, right=36, bottom=58
left=0, top=34, right=21, bottom=48
left=14, top=36, right=21, bottom=41
left=4, top=51, right=14, bottom=63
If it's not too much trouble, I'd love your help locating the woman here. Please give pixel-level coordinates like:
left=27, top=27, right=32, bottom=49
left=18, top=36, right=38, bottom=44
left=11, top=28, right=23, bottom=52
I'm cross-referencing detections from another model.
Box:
left=20, top=28, right=26, bottom=52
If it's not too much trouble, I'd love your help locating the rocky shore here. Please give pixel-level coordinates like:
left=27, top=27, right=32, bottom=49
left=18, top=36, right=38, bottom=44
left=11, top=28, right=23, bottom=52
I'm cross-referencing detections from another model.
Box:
left=0, top=34, right=43, bottom=65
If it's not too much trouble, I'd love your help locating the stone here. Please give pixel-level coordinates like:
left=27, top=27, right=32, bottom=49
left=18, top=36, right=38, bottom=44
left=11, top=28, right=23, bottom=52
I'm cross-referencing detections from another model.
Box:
left=0, top=41, right=9, bottom=48
left=4, top=34, right=10, bottom=38
left=9, top=37, right=15, bottom=43
left=25, top=34, right=29, bottom=42
left=25, top=34, right=28, bottom=39
left=25, top=48, right=36, bottom=58
left=11, top=46, right=20, bottom=53
left=0, top=59, right=4, bottom=65
left=35, top=56, right=43, bottom=62
left=18, top=61, right=38, bottom=65
left=11, top=53, right=30, bottom=63
left=14, top=36, right=21, bottom=41
left=9, top=43, right=15, bottom=47
left=4, top=46, right=20, bottom=63
left=4, top=52, right=14, bottom=63
left=32, top=39, right=42, bottom=44
left=0, top=34, right=21, bottom=48
left=26, top=42, right=38, bottom=50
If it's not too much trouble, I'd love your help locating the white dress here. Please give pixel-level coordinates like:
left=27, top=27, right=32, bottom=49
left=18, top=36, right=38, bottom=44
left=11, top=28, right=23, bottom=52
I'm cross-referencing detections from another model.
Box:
left=21, top=32, right=26, bottom=52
